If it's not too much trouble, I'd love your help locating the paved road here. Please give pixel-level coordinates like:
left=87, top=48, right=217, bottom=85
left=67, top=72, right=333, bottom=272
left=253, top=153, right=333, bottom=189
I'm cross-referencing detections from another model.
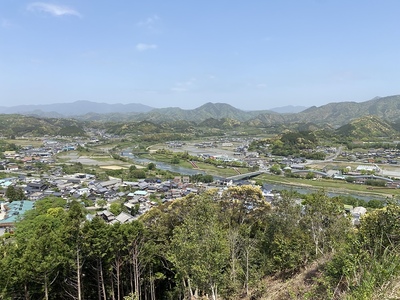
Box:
left=325, top=146, right=343, bottom=162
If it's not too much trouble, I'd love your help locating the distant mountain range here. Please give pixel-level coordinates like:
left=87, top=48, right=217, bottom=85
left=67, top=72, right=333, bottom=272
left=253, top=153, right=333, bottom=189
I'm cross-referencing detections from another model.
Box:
left=268, top=105, right=308, bottom=113
left=0, top=100, right=153, bottom=116
left=1, top=95, right=400, bottom=126
left=1, top=102, right=400, bottom=139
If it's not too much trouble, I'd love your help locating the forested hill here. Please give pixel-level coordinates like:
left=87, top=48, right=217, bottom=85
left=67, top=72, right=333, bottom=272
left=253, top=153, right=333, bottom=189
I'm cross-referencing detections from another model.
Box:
left=336, top=115, right=399, bottom=139
left=294, top=95, right=400, bottom=125
left=1, top=113, right=400, bottom=140
left=1, top=188, right=400, bottom=299
left=75, top=95, right=400, bottom=125
left=0, top=114, right=87, bottom=137
left=2, top=95, right=400, bottom=126
left=78, top=102, right=276, bottom=123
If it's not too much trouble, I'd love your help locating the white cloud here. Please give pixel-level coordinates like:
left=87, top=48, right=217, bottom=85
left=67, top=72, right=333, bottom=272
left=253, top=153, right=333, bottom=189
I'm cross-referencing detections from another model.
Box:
left=136, top=43, right=158, bottom=51
left=137, top=14, right=159, bottom=28
left=27, top=2, right=81, bottom=17
left=256, top=83, right=267, bottom=88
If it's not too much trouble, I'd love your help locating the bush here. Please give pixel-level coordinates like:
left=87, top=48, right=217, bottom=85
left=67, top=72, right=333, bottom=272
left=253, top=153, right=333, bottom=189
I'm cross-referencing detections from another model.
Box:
left=269, top=164, right=282, bottom=175
left=366, top=199, right=384, bottom=209
left=365, top=179, right=386, bottom=187
left=171, top=157, right=180, bottom=164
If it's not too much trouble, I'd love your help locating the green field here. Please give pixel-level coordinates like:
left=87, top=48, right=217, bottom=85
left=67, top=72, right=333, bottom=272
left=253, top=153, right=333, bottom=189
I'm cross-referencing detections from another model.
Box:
left=140, top=152, right=250, bottom=177
left=256, top=173, right=400, bottom=198
left=4, top=138, right=44, bottom=148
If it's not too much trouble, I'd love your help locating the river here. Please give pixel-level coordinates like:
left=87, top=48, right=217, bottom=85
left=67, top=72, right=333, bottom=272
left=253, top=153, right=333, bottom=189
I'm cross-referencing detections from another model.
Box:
left=121, top=151, right=206, bottom=176
left=263, top=182, right=389, bottom=202
left=122, top=151, right=388, bottom=202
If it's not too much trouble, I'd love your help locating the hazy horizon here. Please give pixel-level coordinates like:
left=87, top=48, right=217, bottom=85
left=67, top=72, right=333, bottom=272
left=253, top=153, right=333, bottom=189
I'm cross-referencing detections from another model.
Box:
left=0, top=98, right=372, bottom=111
left=1, top=1, right=399, bottom=110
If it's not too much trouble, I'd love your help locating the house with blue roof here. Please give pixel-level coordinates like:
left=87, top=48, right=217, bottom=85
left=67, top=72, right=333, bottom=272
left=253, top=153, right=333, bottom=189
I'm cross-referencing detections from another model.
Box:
left=0, top=200, right=35, bottom=228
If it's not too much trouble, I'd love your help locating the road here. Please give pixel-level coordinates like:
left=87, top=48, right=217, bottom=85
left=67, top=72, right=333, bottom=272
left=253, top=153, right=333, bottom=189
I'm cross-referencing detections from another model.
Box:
left=325, top=146, right=343, bottom=162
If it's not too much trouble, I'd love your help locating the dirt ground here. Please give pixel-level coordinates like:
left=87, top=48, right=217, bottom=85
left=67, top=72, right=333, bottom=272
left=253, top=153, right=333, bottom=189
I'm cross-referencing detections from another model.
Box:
left=100, top=165, right=128, bottom=170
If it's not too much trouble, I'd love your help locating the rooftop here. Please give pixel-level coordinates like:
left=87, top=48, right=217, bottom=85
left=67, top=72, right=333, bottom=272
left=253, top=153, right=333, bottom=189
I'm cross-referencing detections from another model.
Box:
left=0, top=200, right=35, bottom=225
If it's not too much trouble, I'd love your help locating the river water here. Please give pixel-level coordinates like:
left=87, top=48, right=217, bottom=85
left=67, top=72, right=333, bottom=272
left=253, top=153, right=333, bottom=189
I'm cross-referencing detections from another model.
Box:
left=121, top=151, right=388, bottom=202
left=121, top=151, right=206, bottom=176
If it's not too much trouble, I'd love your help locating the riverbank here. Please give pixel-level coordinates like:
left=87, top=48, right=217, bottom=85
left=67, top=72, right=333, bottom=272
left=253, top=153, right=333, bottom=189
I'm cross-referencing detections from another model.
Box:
left=122, top=150, right=250, bottom=177
left=258, top=174, right=395, bottom=201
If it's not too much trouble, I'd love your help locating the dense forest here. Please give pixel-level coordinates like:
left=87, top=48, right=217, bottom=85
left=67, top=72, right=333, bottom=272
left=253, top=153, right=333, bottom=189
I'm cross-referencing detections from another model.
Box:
left=1, top=186, right=400, bottom=299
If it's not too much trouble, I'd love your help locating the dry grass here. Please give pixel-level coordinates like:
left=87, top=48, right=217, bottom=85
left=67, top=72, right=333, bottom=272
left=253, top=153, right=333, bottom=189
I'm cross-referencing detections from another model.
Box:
left=241, top=257, right=331, bottom=300
left=4, top=138, right=43, bottom=147
left=100, top=165, right=128, bottom=170
left=372, top=277, right=400, bottom=300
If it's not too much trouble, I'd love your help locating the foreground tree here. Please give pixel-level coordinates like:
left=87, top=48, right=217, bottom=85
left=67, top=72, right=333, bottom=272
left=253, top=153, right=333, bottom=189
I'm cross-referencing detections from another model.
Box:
left=322, top=202, right=400, bottom=299
left=1, top=204, right=68, bottom=299
left=221, top=185, right=268, bottom=226
left=262, top=190, right=312, bottom=273
left=302, top=190, right=351, bottom=256
left=82, top=217, right=112, bottom=300
left=64, top=200, right=87, bottom=300
left=22, top=214, right=67, bottom=300
left=5, top=185, right=25, bottom=201
left=0, top=188, right=371, bottom=299
left=168, top=194, right=229, bottom=299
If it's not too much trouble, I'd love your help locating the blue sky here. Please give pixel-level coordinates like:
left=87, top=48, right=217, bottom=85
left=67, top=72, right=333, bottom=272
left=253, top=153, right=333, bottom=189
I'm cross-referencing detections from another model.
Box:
left=1, top=1, right=400, bottom=110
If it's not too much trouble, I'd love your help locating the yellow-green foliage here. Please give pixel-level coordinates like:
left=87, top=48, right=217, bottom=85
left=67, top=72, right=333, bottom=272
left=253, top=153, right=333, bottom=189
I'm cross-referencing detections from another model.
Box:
left=336, top=115, right=398, bottom=140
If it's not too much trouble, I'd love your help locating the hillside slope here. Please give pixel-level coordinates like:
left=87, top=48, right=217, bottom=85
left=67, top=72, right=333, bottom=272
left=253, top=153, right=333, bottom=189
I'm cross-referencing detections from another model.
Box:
left=335, top=115, right=399, bottom=139
left=2, top=95, right=400, bottom=126
left=0, top=115, right=87, bottom=137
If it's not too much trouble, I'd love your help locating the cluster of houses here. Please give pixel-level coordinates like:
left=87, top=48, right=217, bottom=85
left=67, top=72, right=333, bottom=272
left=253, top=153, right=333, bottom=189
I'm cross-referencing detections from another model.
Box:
left=1, top=168, right=288, bottom=232
left=1, top=137, right=399, bottom=236
left=0, top=173, right=201, bottom=203
left=1, top=139, right=83, bottom=173
left=340, top=148, right=400, bottom=164
left=193, top=142, right=217, bottom=148
left=166, top=141, right=186, bottom=148
left=0, top=171, right=207, bottom=230
left=0, top=165, right=379, bottom=237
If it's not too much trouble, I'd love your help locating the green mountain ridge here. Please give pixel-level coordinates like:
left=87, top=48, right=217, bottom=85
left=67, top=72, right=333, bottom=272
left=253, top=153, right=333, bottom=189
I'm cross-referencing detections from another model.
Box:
left=0, top=115, right=87, bottom=137
left=295, top=95, right=400, bottom=125
left=2, top=96, right=400, bottom=138
left=79, top=95, right=400, bottom=126
left=4, top=95, right=400, bottom=126
left=335, top=115, right=399, bottom=139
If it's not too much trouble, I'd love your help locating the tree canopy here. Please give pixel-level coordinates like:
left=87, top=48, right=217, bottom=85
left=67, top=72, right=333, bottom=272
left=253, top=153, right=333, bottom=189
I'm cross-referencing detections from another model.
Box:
left=0, top=188, right=396, bottom=299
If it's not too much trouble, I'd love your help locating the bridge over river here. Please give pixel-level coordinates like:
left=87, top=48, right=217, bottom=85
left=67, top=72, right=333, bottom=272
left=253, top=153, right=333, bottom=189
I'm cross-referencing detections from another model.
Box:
left=225, top=169, right=394, bottom=184
left=226, top=171, right=265, bottom=181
